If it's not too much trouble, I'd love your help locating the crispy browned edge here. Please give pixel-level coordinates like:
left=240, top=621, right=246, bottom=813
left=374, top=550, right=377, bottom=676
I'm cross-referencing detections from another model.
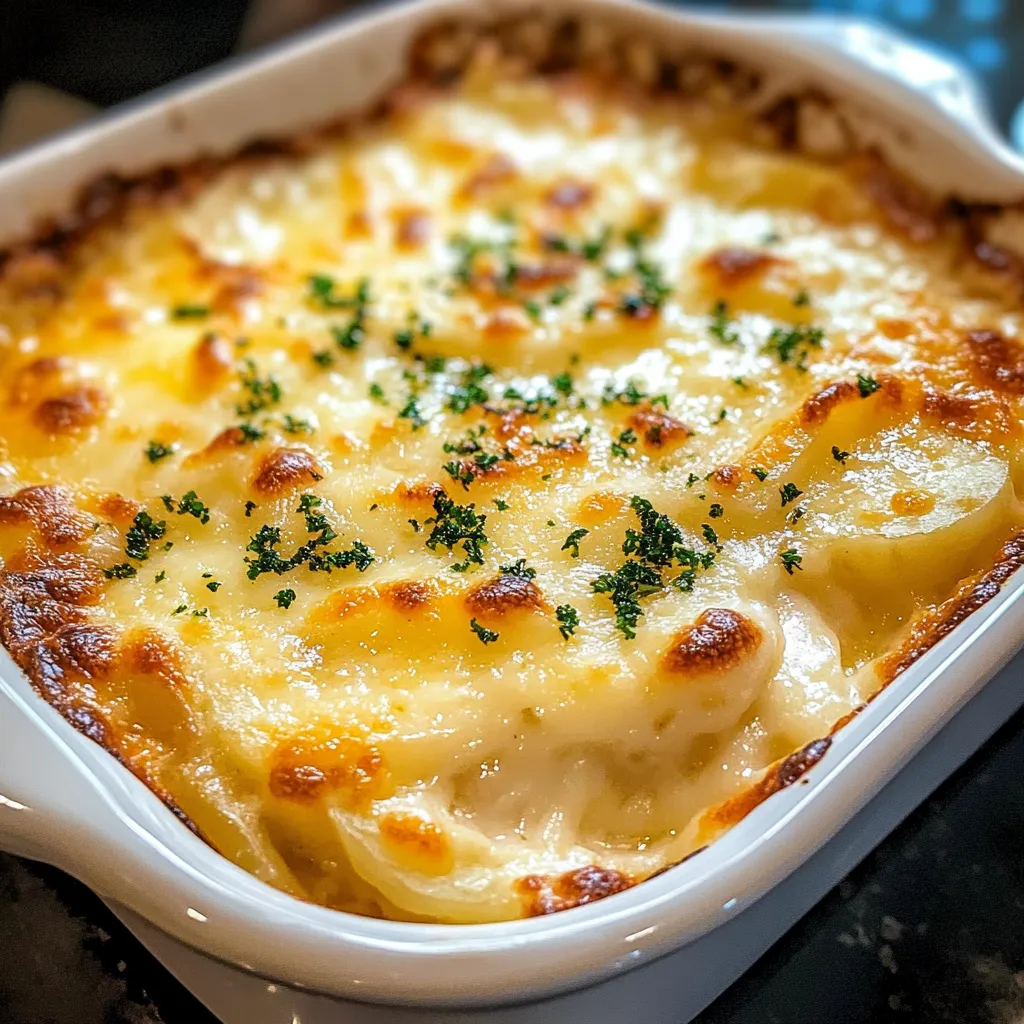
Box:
left=1, top=11, right=1023, bottom=919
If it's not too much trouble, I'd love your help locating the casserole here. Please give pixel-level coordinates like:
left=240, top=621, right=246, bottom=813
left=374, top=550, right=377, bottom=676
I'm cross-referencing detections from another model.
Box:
left=3, top=0, right=1024, bottom=1017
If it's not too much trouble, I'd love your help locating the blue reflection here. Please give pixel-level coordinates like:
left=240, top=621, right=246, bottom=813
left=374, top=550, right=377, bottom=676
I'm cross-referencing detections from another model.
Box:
left=960, top=0, right=1003, bottom=24
left=893, top=0, right=934, bottom=21
left=964, top=35, right=1006, bottom=70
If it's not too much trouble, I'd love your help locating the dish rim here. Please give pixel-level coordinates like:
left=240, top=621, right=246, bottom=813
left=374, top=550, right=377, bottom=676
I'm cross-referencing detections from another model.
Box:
left=2, top=0, right=1024, bottom=1007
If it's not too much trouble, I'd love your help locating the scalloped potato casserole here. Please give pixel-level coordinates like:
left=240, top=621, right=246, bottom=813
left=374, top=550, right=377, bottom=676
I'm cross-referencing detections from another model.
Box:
left=2, top=18, right=1024, bottom=923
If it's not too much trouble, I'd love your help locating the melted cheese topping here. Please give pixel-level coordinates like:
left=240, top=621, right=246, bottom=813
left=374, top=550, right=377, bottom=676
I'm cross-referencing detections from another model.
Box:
left=2, top=54, right=1024, bottom=924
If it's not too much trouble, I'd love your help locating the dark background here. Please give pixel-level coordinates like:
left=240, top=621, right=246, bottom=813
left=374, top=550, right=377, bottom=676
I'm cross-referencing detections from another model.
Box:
left=1, top=2, right=1024, bottom=1022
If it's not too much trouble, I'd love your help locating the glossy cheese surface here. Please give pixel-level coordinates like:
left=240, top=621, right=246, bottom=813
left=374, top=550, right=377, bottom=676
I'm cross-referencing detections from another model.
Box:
left=2, top=52, right=1024, bottom=924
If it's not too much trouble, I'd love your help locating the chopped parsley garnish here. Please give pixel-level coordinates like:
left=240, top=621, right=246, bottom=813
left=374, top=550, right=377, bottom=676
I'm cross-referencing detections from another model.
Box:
left=709, top=300, right=740, bottom=345
left=793, top=288, right=812, bottom=307
left=494, top=498, right=510, bottom=511
left=104, top=563, right=137, bottom=580
left=708, top=503, right=724, bottom=518
left=368, top=382, right=386, bottom=403
left=593, top=497, right=718, bottom=638
left=145, top=441, right=176, bottom=463
left=470, top=618, right=499, bottom=645
left=424, top=492, right=488, bottom=572
left=244, top=500, right=257, bottom=517
left=556, top=604, right=580, bottom=640
left=751, top=467, right=769, bottom=482
left=205, top=581, right=221, bottom=592
left=779, top=482, right=803, bottom=507
left=447, top=364, right=491, bottom=414
left=788, top=506, right=806, bottom=525
left=236, top=422, right=265, bottom=443
left=732, top=376, right=748, bottom=389
left=274, top=589, right=296, bottom=609
left=857, top=373, right=880, bottom=397
left=780, top=549, right=803, bottom=574
left=192, top=607, right=209, bottom=618
left=602, top=379, right=667, bottom=408
left=125, top=511, right=167, bottom=561
left=500, top=559, right=536, bottom=579
left=562, top=527, right=589, bottom=558
left=685, top=473, right=700, bottom=488
left=307, top=274, right=369, bottom=310
left=282, top=414, right=313, bottom=435
left=549, top=285, right=571, bottom=307
left=312, top=349, right=334, bottom=368
left=764, top=323, right=825, bottom=369
left=393, top=328, right=414, bottom=350
left=236, top=359, right=282, bottom=417
left=244, top=494, right=374, bottom=580
left=611, top=427, right=637, bottom=459
left=170, top=304, right=209, bottom=320
left=551, top=371, right=573, bottom=396
left=701, top=523, right=721, bottom=549
left=172, top=490, right=211, bottom=525
left=154, top=570, right=167, bottom=583
left=398, top=395, right=427, bottom=430
left=832, top=445, right=850, bottom=465
left=591, top=561, right=663, bottom=640
left=523, top=299, right=542, bottom=321
left=172, top=604, right=188, bottom=615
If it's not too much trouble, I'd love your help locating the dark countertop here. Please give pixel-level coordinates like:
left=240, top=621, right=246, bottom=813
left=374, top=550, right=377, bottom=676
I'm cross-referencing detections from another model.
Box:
left=4, top=705, right=1024, bottom=1024
left=2, top=2, right=1024, bottom=1022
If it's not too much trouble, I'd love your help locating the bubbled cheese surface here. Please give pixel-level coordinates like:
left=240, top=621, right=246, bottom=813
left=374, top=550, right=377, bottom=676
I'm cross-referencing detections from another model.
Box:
left=1, top=57, right=1023, bottom=924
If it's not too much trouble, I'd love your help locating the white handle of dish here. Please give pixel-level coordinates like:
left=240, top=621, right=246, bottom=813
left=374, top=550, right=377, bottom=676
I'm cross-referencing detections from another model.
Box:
left=0, top=682, right=116, bottom=872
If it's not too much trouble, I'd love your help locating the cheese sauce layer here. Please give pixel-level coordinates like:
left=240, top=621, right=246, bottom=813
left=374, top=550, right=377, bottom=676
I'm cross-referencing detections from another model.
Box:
left=2, top=47, right=1024, bottom=924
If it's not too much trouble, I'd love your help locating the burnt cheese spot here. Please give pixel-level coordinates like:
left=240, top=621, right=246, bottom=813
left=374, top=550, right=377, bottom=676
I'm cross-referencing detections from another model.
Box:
left=662, top=608, right=763, bottom=676
left=268, top=734, right=393, bottom=809
left=33, top=385, right=108, bottom=435
left=192, top=332, right=235, bottom=387
left=8, top=356, right=73, bottom=407
left=121, top=627, right=189, bottom=688
left=465, top=572, right=545, bottom=618
left=710, top=464, right=743, bottom=491
left=627, top=405, right=692, bottom=449
left=516, top=865, right=634, bottom=917
left=0, top=485, right=92, bottom=547
left=964, top=328, right=1024, bottom=394
left=378, top=812, right=455, bottom=876
left=393, top=207, right=431, bottom=249
left=698, top=736, right=832, bottom=839
left=700, top=246, right=779, bottom=286
left=251, top=446, right=323, bottom=496
left=96, top=493, right=141, bottom=525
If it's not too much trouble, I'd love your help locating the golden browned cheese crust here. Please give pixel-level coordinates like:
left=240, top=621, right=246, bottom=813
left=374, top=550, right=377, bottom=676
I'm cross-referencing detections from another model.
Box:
left=2, top=16, right=1024, bottom=925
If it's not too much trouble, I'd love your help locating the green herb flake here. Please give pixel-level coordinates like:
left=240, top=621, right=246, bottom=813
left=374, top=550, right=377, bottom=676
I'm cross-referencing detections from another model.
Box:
left=104, top=563, right=137, bottom=580
left=170, top=304, right=210, bottom=320
left=857, top=373, right=880, bottom=397
left=562, top=527, right=589, bottom=558
left=205, top=581, right=222, bottom=592
left=125, top=511, right=167, bottom=561
left=283, top=414, right=313, bottom=435
left=832, top=445, right=850, bottom=465
left=709, top=300, right=740, bottom=345
left=494, top=498, right=510, bottom=511
left=154, top=570, right=167, bottom=583
left=556, top=604, right=580, bottom=640
left=500, top=559, right=536, bottom=580
left=274, top=588, right=296, bottom=609
left=751, top=467, right=769, bottom=482
left=779, top=482, right=803, bottom=507
left=145, top=441, right=177, bottom=464
left=708, top=503, right=724, bottom=519
left=470, top=618, right=499, bottom=645
left=780, top=549, right=803, bottom=575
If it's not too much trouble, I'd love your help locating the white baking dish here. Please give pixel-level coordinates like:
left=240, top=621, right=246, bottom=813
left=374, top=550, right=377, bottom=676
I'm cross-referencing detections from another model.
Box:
left=2, top=1, right=1024, bottom=1021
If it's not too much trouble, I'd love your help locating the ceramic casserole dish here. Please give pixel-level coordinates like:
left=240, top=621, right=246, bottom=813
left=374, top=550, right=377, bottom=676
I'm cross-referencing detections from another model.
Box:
left=2, top=1, right=1024, bottom=1021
